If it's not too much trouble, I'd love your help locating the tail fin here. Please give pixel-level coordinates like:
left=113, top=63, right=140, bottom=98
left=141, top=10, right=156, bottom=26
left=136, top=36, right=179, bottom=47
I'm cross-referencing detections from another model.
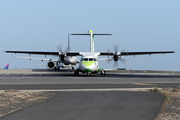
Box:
left=88, top=30, right=94, bottom=52
left=71, top=30, right=112, bottom=52
left=4, top=64, right=9, bottom=69
left=68, top=33, right=70, bottom=51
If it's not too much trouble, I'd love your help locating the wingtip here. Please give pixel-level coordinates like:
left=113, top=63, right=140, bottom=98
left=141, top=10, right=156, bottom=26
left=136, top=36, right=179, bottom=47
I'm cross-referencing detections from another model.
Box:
left=174, top=51, right=176, bottom=53
left=4, top=51, right=6, bottom=53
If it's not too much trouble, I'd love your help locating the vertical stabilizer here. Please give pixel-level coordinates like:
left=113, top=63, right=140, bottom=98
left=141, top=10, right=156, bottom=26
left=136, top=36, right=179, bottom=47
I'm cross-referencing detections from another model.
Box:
left=4, top=64, right=9, bottom=69
left=88, top=30, right=94, bottom=52
left=71, top=31, right=112, bottom=52
left=68, top=33, right=70, bottom=51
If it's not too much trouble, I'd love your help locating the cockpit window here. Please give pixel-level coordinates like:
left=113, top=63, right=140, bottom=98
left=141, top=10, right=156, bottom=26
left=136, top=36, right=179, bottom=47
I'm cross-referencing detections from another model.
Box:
left=89, top=58, right=93, bottom=61
left=84, top=58, right=88, bottom=61
left=81, top=58, right=97, bottom=61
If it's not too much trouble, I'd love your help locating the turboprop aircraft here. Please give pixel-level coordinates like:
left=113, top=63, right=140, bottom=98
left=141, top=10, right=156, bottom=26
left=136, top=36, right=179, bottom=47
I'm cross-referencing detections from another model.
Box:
left=71, top=30, right=176, bottom=76
left=4, top=30, right=176, bottom=76
left=5, top=33, right=78, bottom=71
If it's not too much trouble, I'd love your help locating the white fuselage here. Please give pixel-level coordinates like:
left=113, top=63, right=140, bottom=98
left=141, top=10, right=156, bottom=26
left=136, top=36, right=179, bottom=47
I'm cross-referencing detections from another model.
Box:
left=78, top=52, right=101, bottom=73
left=63, top=56, right=78, bottom=65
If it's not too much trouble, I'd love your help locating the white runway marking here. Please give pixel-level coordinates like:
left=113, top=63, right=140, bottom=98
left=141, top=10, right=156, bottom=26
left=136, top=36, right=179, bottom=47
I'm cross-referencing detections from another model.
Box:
left=0, top=88, right=161, bottom=92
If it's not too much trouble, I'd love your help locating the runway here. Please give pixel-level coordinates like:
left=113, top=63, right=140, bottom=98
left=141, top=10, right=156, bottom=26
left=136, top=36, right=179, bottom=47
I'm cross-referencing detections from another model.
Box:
left=0, top=69, right=180, bottom=120
left=0, top=75, right=180, bottom=90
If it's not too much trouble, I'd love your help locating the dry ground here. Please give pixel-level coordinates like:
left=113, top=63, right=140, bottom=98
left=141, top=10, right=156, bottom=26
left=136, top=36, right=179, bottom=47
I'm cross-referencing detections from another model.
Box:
left=154, top=87, right=180, bottom=120
left=0, top=88, right=180, bottom=119
left=0, top=90, right=55, bottom=117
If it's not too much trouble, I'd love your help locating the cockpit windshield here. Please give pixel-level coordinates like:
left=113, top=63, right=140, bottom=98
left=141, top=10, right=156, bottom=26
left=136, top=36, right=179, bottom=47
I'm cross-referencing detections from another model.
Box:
left=89, top=58, right=93, bottom=61
left=84, top=58, right=88, bottom=61
left=81, top=58, right=97, bottom=61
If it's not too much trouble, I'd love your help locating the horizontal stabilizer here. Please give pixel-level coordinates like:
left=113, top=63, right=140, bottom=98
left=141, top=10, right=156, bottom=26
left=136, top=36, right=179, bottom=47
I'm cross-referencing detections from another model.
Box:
left=71, top=34, right=112, bottom=36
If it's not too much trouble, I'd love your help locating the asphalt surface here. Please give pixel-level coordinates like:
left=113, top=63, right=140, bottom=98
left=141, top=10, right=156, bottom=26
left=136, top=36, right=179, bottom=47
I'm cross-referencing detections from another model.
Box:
left=0, top=75, right=180, bottom=89
left=0, top=69, right=179, bottom=120
left=1, top=91, right=164, bottom=120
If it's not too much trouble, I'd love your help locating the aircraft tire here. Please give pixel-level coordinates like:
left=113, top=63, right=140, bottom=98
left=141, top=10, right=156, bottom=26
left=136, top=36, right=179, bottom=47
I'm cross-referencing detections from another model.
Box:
left=77, top=70, right=79, bottom=76
left=74, top=70, right=77, bottom=76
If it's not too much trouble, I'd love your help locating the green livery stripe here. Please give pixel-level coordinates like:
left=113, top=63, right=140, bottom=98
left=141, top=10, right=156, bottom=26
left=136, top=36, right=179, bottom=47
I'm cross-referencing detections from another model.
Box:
left=85, top=68, right=93, bottom=72
left=81, top=61, right=96, bottom=67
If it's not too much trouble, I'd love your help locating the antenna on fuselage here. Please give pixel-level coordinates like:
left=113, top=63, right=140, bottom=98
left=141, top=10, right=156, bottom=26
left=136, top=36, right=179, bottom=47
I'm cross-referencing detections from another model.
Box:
left=71, top=30, right=112, bottom=52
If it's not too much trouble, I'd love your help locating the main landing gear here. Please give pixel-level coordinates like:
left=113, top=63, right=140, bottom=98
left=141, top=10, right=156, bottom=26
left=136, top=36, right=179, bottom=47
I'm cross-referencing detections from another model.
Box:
left=74, top=69, right=79, bottom=76
left=101, top=71, right=106, bottom=76
left=69, top=67, right=74, bottom=71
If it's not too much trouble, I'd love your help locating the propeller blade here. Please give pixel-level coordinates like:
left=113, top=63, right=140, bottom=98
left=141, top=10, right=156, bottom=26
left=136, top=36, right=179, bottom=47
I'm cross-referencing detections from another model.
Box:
left=65, top=47, right=69, bottom=53
left=120, top=58, right=127, bottom=65
left=105, top=48, right=111, bottom=53
left=113, top=61, right=119, bottom=69
left=105, top=58, right=112, bottom=64
left=57, top=45, right=62, bottom=52
left=114, top=44, right=120, bottom=53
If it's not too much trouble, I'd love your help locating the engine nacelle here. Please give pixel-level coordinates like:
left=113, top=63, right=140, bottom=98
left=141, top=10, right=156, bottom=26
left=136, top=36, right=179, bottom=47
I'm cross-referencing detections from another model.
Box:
left=47, top=61, right=56, bottom=69
left=113, top=55, right=119, bottom=61
left=60, top=54, right=66, bottom=61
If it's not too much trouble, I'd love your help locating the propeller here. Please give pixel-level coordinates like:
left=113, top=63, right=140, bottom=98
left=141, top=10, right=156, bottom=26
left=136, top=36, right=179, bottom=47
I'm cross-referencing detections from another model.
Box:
left=56, top=45, right=68, bottom=61
left=57, top=45, right=63, bottom=52
left=105, top=45, right=127, bottom=69
left=105, top=48, right=112, bottom=64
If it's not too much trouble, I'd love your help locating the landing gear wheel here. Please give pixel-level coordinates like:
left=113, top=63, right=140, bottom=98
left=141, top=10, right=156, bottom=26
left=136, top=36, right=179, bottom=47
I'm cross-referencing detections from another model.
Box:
left=77, top=69, right=79, bottom=76
left=86, top=72, right=90, bottom=76
left=101, top=71, right=106, bottom=77
left=72, top=67, right=74, bottom=71
left=74, top=70, right=77, bottom=76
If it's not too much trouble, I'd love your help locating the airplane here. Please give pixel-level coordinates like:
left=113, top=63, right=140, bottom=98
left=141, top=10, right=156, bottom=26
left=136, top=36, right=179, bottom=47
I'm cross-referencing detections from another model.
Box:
left=4, top=64, right=9, bottom=69
left=4, top=30, right=176, bottom=76
left=7, top=33, right=79, bottom=71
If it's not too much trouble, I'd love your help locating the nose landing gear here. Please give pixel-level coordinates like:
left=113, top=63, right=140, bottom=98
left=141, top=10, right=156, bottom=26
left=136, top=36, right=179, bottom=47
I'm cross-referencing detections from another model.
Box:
left=101, top=71, right=106, bottom=76
left=86, top=72, right=91, bottom=76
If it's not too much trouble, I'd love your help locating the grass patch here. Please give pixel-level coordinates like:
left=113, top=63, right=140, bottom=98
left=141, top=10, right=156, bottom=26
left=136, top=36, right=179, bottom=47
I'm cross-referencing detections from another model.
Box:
left=150, top=87, right=160, bottom=92
left=172, top=88, right=177, bottom=92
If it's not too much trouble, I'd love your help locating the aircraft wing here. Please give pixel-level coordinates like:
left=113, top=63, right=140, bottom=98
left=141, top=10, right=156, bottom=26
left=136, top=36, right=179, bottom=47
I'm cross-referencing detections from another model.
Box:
left=14, top=56, right=59, bottom=62
left=4, top=51, right=59, bottom=55
left=4, top=51, right=82, bottom=56
left=100, top=51, right=176, bottom=56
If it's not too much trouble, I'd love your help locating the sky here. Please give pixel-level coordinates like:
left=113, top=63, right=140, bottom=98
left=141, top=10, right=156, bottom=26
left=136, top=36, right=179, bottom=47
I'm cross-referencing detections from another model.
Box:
left=0, top=0, right=179, bottom=71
